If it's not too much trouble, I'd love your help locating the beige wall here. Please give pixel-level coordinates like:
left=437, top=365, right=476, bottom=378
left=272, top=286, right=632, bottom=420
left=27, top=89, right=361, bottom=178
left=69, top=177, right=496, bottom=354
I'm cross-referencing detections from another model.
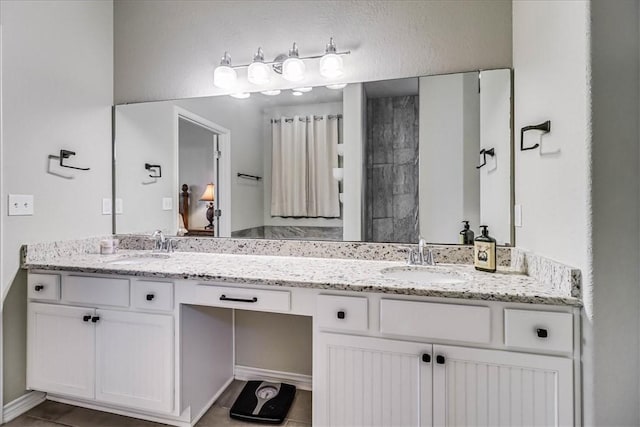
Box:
left=114, top=0, right=512, bottom=103
left=1, top=0, right=114, bottom=406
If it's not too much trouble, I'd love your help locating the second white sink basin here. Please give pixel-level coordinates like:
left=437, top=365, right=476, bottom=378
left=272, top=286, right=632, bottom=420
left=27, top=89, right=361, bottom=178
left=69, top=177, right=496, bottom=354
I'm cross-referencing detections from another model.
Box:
left=381, top=266, right=467, bottom=284
left=107, top=253, right=171, bottom=265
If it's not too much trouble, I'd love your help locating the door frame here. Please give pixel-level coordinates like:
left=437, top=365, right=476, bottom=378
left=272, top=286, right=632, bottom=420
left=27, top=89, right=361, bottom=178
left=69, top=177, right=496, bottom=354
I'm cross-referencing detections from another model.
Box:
left=173, top=107, right=231, bottom=237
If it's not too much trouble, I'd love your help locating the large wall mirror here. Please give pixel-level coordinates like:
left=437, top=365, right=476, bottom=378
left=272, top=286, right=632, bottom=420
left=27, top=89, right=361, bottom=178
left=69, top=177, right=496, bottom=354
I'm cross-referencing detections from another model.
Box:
left=114, top=69, right=513, bottom=245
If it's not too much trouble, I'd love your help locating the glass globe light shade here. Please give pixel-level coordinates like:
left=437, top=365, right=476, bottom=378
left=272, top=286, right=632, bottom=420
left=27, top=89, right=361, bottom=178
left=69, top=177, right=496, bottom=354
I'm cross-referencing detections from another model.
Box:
left=282, top=57, right=305, bottom=82
left=247, top=48, right=271, bottom=85
left=320, top=53, right=344, bottom=79
left=213, top=65, right=237, bottom=89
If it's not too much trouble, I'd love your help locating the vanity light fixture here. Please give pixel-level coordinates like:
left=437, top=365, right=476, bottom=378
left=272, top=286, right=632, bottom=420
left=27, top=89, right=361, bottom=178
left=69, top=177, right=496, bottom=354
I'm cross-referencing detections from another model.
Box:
left=247, top=47, right=271, bottom=85
left=319, top=37, right=344, bottom=78
left=326, top=83, right=347, bottom=90
left=282, top=42, right=306, bottom=82
left=230, top=92, right=251, bottom=99
left=213, top=51, right=237, bottom=89
left=261, top=90, right=281, bottom=96
left=213, top=39, right=350, bottom=89
left=292, top=91, right=303, bottom=96
left=293, top=87, right=313, bottom=93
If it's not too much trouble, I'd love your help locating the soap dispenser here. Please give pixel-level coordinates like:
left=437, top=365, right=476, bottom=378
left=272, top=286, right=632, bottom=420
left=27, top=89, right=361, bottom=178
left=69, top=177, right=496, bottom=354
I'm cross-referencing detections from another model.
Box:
left=474, top=225, right=496, bottom=272
left=459, top=221, right=475, bottom=245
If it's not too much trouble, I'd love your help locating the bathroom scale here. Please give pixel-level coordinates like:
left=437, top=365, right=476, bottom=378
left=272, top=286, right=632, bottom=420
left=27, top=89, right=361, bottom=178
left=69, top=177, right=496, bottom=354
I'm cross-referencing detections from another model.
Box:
left=229, top=381, right=296, bottom=424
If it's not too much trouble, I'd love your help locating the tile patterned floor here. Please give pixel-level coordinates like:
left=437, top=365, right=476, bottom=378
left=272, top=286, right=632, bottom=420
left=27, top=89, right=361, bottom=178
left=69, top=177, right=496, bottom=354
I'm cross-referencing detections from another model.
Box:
left=4, top=381, right=311, bottom=427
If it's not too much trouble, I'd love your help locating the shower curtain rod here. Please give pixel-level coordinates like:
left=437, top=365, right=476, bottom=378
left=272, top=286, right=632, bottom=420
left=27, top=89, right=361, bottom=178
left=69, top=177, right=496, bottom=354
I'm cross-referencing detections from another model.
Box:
left=270, top=114, right=343, bottom=124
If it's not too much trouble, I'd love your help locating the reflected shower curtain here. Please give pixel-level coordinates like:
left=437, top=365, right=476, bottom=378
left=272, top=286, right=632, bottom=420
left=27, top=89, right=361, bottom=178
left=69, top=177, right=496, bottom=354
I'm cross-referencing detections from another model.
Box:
left=271, top=115, right=340, bottom=218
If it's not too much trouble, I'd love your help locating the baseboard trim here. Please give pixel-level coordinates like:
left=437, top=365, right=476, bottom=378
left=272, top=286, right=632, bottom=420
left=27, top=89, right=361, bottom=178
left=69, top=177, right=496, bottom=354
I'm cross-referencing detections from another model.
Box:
left=234, top=365, right=312, bottom=391
left=3, top=391, right=46, bottom=423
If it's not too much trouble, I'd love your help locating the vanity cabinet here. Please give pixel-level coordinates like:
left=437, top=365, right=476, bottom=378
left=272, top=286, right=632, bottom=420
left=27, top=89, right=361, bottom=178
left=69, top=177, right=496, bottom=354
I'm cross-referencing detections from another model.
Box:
left=28, top=302, right=174, bottom=413
left=432, top=345, right=573, bottom=426
left=94, top=309, right=173, bottom=413
left=314, top=295, right=576, bottom=427
left=27, top=303, right=96, bottom=399
left=315, top=333, right=433, bottom=426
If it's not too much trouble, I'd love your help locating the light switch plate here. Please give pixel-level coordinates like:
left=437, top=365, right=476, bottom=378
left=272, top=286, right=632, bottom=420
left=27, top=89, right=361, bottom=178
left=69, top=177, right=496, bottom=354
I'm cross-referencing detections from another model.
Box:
left=102, top=198, right=112, bottom=215
left=8, top=194, right=34, bottom=216
left=115, top=198, right=123, bottom=214
left=162, top=197, right=173, bottom=211
left=514, top=204, right=522, bottom=227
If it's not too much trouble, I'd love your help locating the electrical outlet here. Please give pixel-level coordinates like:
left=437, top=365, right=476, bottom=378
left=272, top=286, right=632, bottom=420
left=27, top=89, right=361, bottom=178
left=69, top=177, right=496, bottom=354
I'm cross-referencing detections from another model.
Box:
left=8, top=194, right=34, bottom=216
left=115, top=198, right=123, bottom=214
left=514, top=204, right=523, bottom=227
left=102, top=198, right=112, bottom=215
left=162, top=197, right=173, bottom=211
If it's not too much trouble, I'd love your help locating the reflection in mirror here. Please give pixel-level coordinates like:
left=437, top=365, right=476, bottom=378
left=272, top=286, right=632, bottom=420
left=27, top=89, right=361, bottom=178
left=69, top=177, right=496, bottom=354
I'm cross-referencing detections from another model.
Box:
left=114, top=69, right=512, bottom=245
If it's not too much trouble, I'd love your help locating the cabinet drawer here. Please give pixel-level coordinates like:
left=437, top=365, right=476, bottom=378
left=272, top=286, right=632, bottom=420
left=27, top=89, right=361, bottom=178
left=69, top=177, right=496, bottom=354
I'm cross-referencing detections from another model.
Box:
left=504, top=309, right=573, bottom=353
left=63, top=276, right=130, bottom=308
left=380, top=299, right=491, bottom=344
left=195, top=284, right=290, bottom=312
left=317, top=295, right=368, bottom=332
left=132, top=281, right=173, bottom=312
left=28, top=273, right=60, bottom=301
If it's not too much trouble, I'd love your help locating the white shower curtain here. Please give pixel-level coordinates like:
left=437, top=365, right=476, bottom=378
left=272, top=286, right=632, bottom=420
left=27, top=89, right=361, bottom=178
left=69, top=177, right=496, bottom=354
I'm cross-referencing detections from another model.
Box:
left=271, top=115, right=340, bottom=218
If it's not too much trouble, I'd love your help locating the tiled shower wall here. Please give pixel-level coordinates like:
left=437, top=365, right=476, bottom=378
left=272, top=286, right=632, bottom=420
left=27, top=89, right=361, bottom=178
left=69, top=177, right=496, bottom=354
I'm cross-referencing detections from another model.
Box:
left=365, top=95, right=419, bottom=243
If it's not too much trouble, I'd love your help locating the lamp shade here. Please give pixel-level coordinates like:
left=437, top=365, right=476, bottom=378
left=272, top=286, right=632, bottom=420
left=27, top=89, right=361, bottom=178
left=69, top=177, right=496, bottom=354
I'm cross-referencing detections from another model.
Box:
left=199, top=183, right=215, bottom=202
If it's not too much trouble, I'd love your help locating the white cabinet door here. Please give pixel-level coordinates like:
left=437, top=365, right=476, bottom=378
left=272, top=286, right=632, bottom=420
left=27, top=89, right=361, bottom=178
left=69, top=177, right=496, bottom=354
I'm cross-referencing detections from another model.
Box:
left=315, top=332, right=432, bottom=427
left=95, top=309, right=174, bottom=413
left=27, top=303, right=96, bottom=399
left=432, top=345, right=573, bottom=427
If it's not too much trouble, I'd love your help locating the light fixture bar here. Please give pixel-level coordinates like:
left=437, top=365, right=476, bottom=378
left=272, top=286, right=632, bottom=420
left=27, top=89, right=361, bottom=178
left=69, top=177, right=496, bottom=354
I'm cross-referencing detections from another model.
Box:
left=227, top=51, right=351, bottom=69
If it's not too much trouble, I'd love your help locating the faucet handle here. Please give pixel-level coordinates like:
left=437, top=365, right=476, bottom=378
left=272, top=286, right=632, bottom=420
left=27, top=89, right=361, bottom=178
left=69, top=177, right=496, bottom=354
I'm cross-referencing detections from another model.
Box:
left=407, top=248, right=418, bottom=265
left=424, top=248, right=436, bottom=266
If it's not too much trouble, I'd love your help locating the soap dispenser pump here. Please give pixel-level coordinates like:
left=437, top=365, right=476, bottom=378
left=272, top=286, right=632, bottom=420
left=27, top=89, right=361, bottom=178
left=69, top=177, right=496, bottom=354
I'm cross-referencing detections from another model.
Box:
left=474, top=225, right=496, bottom=272
left=459, top=221, right=475, bottom=245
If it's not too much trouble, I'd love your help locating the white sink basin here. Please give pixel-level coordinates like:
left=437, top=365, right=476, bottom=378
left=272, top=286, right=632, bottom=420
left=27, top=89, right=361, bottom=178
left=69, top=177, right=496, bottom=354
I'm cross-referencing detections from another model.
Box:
left=107, top=253, right=171, bottom=265
left=381, top=266, right=467, bottom=284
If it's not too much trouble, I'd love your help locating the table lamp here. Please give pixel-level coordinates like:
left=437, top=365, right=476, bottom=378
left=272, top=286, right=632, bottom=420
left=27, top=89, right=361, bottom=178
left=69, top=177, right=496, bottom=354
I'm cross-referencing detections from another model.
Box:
left=199, top=183, right=215, bottom=230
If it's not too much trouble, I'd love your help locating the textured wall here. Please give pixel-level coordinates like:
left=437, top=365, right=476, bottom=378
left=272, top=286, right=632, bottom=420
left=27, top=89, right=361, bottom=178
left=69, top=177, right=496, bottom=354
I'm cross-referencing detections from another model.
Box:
left=365, top=95, right=419, bottom=243
left=114, top=0, right=512, bottom=103
left=1, top=0, right=113, bottom=406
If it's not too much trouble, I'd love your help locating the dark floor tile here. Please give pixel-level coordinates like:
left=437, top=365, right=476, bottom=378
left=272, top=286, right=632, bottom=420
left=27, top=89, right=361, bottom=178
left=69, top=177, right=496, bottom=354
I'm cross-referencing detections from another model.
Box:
left=56, top=407, right=165, bottom=427
left=214, top=380, right=247, bottom=409
left=25, top=401, right=75, bottom=422
left=3, top=416, right=70, bottom=427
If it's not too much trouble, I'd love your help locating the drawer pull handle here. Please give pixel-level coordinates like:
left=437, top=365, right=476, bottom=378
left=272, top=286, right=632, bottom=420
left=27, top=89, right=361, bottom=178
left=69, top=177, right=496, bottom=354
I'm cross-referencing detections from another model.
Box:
left=82, top=315, right=92, bottom=322
left=91, top=316, right=100, bottom=323
left=220, top=295, right=258, bottom=303
left=436, top=355, right=446, bottom=365
left=422, top=354, right=431, bottom=363
left=536, top=328, right=549, bottom=338
left=34, top=285, right=44, bottom=292
left=146, top=293, right=155, bottom=301
left=337, top=310, right=346, bottom=319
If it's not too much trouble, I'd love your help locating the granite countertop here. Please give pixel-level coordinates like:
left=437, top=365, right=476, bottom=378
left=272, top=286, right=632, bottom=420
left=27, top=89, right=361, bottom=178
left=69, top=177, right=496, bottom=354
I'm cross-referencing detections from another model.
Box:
left=25, top=249, right=580, bottom=306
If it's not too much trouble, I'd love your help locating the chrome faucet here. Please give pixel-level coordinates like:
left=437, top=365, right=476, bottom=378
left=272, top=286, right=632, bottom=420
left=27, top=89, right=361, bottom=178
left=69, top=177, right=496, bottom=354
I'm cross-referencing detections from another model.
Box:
left=408, top=238, right=436, bottom=266
left=150, top=230, right=176, bottom=253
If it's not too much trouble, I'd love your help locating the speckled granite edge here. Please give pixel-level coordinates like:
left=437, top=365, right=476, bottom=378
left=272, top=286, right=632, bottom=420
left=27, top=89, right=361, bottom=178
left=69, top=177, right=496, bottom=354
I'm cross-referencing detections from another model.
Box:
left=22, top=236, right=113, bottom=266
left=511, top=249, right=581, bottom=298
left=114, top=234, right=513, bottom=266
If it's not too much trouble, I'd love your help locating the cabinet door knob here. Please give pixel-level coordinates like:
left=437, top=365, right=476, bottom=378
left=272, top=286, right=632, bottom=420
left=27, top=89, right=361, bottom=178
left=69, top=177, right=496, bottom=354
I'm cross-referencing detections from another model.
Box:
left=34, top=285, right=44, bottom=292
left=536, top=328, right=549, bottom=338
left=91, top=316, right=100, bottom=323
left=436, top=355, right=445, bottom=364
left=422, top=354, right=431, bottom=363
left=146, top=293, right=155, bottom=301
left=82, top=315, right=92, bottom=322
left=337, top=311, right=346, bottom=320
